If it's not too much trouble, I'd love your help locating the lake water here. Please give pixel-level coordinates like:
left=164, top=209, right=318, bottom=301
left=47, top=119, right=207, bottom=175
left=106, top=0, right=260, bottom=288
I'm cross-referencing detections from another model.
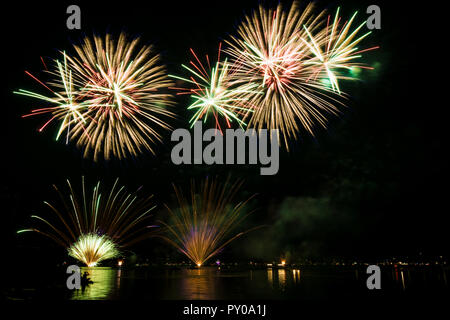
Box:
left=67, top=265, right=449, bottom=300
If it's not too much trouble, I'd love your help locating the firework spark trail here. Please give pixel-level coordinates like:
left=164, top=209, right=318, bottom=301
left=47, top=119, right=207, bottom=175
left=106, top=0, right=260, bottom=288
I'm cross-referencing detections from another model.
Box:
left=15, top=33, right=175, bottom=161
left=170, top=44, right=261, bottom=131
left=301, top=8, right=380, bottom=94
left=17, top=177, right=157, bottom=266
left=159, top=177, right=258, bottom=267
left=225, top=2, right=377, bottom=148
left=14, top=53, right=92, bottom=143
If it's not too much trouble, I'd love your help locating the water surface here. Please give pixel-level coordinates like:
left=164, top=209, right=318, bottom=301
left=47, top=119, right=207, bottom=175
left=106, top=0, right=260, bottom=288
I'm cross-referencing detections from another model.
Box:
left=67, top=265, right=449, bottom=300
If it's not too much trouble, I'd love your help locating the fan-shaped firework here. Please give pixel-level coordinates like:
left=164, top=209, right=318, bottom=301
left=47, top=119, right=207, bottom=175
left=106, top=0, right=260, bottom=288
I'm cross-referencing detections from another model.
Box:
left=301, top=8, right=379, bottom=94
left=68, top=234, right=119, bottom=267
left=226, top=2, right=377, bottom=147
left=159, top=177, right=257, bottom=267
left=170, top=44, right=260, bottom=131
left=17, top=177, right=156, bottom=266
left=15, top=32, right=174, bottom=161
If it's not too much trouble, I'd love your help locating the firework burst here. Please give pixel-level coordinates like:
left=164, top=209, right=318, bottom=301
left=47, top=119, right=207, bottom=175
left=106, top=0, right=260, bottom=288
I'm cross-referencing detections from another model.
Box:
left=301, top=8, right=379, bottom=94
left=18, top=177, right=156, bottom=266
left=170, top=44, right=260, bottom=131
left=226, top=2, right=377, bottom=147
left=159, top=177, right=257, bottom=267
left=15, top=33, right=175, bottom=160
left=68, top=234, right=119, bottom=267
left=14, top=53, right=92, bottom=143
left=226, top=2, right=336, bottom=146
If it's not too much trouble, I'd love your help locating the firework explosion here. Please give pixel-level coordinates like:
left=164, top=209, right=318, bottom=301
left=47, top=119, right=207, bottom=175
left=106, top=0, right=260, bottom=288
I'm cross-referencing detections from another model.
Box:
left=15, top=33, right=174, bottom=161
left=225, top=2, right=376, bottom=147
left=17, top=177, right=156, bottom=266
left=170, top=44, right=260, bottom=131
left=301, top=8, right=379, bottom=94
left=15, top=53, right=91, bottom=142
left=68, top=234, right=119, bottom=267
left=159, top=177, right=256, bottom=267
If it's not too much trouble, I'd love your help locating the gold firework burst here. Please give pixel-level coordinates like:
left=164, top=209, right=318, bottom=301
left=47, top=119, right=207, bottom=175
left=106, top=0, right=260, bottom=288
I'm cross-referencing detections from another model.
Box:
left=18, top=177, right=156, bottom=266
left=16, top=33, right=175, bottom=161
left=159, top=177, right=258, bottom=267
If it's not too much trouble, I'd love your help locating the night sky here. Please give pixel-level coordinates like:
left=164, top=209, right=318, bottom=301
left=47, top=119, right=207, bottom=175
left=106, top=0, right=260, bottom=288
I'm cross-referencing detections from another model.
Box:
left=1, top=0, right=448, bottom=271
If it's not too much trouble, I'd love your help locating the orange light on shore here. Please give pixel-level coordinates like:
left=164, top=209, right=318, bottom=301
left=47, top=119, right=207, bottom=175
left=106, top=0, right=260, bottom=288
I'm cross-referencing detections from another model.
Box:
left=118, top=259, right=123, bottom=267
left=281, top=260, right=286, bottom=266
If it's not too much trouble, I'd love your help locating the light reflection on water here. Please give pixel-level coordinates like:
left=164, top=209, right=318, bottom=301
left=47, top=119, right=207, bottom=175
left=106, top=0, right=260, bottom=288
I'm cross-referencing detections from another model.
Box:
left=292, top=269, right=301, bottom=284
left=178, top=268, right=217, bottom=299
left=71, top=267, right=119, bottom=300
left=267, top=268, right=300, bottom=290
left=278, top=269, right=286, bottom=290
left=68, top=266, right=449, bottom=300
